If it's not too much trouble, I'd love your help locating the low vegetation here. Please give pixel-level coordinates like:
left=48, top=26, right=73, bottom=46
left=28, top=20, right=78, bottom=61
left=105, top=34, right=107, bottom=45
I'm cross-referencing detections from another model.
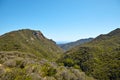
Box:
left=58, top=28, right=120, bottom=80
left=0, top=51, right=95, bottom=80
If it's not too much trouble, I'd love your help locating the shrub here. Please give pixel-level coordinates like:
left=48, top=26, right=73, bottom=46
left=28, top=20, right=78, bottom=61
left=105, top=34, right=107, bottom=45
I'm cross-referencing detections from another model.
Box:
left=63, top=58, right=74, bottom=67
left=47, top=67, right=57, bottom=76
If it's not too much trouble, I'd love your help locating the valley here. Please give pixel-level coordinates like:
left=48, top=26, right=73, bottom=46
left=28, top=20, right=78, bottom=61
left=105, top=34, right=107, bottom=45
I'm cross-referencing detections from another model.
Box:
left=0, top=28, right=120, bottom=80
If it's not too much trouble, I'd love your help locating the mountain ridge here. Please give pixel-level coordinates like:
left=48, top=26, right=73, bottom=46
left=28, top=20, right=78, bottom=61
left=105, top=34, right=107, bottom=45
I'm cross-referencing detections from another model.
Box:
left=58, top=28, right=120, bottom=80
left=58, top=38, right=93, bottom=51
left=0, top=29, right=63, bottom=59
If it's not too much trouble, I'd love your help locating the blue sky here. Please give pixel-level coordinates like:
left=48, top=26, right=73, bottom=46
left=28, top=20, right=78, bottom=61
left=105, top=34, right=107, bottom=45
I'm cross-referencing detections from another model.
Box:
left=0, top=0, right=120, bottom=42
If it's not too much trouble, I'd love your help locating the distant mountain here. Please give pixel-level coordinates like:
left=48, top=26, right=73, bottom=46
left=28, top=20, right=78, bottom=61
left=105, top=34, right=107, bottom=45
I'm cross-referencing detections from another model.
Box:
left=58, top=28, right=120, bottom=80
left=58, top=38, right=93, bottom=51
left=0, top=29, right=63, bottom=59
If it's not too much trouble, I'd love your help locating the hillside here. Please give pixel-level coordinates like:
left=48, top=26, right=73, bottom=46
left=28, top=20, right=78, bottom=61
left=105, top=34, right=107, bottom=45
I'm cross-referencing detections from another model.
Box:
left=0, top=51, right=95, bottom=80
left=0, top=29, right=95, bottom=80
left=0, top=29, right=63, bottom=60
left=58, top=38, right=93, bottom=51
left=58, top=28, right=120, bottom=80
left=1, top=28, right=120, bottom=80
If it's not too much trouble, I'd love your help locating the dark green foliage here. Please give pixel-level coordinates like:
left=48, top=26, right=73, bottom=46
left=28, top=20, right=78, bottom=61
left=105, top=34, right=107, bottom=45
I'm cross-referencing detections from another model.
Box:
left=63, top=58, right=75, bottom=67
left=47, top=67, right=57, bottom=76
left=59, top=28, right=120, bottom=80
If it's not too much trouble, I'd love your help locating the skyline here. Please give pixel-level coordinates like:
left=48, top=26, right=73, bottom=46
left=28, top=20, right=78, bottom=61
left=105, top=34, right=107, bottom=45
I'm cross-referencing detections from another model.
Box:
left=0, top=0, right=120, bottom=42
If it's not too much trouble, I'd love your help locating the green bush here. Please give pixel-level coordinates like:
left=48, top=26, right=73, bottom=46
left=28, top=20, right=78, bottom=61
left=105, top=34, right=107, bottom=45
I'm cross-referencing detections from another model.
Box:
left=47, top=67, right=57, bottom=76
left=63, top=58, right=75, bottom=67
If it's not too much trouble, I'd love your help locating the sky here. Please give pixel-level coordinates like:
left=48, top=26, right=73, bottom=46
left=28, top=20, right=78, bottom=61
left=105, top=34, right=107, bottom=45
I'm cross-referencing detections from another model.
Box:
left=0, top=0, right=120, bottom=42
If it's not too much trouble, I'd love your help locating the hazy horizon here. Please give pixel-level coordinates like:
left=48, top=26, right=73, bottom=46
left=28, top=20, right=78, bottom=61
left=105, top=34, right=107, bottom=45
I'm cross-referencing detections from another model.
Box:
left=1, top=0, right=120, bottom=42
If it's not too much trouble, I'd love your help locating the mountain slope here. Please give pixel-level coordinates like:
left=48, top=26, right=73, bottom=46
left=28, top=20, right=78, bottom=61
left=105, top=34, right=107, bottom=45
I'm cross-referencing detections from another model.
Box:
left=0, top=29, right=95, bottom=80
left=0, top=29, right=63, bottom=59
left=58, top=38, right=93, bottom=51
left=59, top=28, right=120, bottom=80
left=0, top=51, right=95, bottom=80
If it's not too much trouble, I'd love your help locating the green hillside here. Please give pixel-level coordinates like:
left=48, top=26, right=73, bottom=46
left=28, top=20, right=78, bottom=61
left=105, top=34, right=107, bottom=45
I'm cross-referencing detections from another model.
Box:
left=0, top=29, right=96, bottom=80
left=58, top=28, right=120, bottom=80
left=0, top=51, right=95, bottom=80
left=0, top=29, right=63, bottom=60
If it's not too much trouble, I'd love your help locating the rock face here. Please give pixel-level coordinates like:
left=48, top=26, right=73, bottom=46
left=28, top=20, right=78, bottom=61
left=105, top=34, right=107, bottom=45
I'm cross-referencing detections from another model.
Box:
left=33, top=31, right=45, bottom=39
left=0, top=29, right=63, bottom=59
